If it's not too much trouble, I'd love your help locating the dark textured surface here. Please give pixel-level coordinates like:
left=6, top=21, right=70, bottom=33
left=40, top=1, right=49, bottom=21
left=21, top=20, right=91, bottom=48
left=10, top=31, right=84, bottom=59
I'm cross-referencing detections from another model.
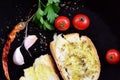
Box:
left=0, top=0, right=120, bottom=80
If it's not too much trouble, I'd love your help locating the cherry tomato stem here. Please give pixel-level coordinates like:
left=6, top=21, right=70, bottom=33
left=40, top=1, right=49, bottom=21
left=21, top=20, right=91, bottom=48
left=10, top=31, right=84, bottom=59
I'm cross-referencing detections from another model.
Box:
left=80, top=17, right=85, bottom=21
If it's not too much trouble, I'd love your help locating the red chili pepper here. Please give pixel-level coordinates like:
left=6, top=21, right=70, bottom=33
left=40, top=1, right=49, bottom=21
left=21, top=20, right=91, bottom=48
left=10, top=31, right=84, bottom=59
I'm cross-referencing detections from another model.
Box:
left=2, top=15, right=34, bottom=80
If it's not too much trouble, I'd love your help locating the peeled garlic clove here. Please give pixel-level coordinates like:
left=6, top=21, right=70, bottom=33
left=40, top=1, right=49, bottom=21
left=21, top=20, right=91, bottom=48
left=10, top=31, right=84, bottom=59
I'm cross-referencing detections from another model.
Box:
left=13, top=47, right=24, bottom=65
left=24, top=35, right=38, bottom=50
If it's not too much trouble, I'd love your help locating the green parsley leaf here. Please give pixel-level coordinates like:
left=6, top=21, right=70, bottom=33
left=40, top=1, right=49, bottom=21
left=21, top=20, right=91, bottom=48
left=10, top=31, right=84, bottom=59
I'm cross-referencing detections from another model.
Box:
left=32, top=8, right=44, bottom=22
left=53, top=0, right=60, bottom=3
left=32, top=0, right=60, bottom=30
left=52, top=3, right=60, bottom=13
left=44, top=4, right=59, bottom=23
left=43, top=20, right=54, bottom=30
left=48, top=0, right=60, bottom=4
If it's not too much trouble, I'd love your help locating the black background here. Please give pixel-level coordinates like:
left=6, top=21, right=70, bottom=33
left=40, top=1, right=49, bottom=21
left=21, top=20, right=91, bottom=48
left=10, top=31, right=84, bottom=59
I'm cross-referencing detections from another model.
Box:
left=0, top=0, right=120, bottom=80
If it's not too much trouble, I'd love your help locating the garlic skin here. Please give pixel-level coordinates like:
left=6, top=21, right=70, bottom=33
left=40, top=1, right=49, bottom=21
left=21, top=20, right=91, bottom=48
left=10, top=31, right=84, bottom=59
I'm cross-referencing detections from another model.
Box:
left=13, top=47, right=24, bottom=65
left=24, top=35, right=38, bottom=50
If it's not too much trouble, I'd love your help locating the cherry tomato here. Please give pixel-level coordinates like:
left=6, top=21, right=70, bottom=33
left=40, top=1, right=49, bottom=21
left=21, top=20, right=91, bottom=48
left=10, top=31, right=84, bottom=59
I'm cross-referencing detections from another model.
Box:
left=106, top=49, right=120, bottom=64
left=54, top=16, right=70, bottom=31
left=72, top=14, right=90, bottom=30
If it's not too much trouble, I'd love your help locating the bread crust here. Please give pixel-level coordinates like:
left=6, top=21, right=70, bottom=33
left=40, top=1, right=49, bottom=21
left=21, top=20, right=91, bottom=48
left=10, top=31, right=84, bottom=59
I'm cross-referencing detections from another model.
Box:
left=50, top=41, right=68, bottom=80
left=46, top=54, right=60, bottom=80
left=50, top=33, right=101, bottom=80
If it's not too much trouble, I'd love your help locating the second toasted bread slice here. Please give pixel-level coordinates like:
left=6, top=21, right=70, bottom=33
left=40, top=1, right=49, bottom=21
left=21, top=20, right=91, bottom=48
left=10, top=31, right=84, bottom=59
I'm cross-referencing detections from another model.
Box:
left=50, top=33, right=101, bottom=80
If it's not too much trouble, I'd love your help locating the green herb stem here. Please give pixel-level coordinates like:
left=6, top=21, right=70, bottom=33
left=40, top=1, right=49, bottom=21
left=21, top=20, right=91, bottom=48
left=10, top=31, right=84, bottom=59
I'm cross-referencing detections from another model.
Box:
left=40, top=0, right=45, bottom=7
left=38, top=0, right=41, bottom=8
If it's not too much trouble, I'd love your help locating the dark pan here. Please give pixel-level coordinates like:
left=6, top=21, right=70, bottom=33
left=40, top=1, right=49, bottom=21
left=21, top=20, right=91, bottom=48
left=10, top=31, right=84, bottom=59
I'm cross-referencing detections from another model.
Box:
left=0, top=0, right=120, bottom=80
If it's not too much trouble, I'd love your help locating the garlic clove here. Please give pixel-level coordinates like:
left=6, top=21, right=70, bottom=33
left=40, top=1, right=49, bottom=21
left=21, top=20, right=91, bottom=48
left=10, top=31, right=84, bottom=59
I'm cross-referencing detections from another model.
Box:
left=24, top=35, right=38, bottom=50
left=13, top=46, right=24, bottom=65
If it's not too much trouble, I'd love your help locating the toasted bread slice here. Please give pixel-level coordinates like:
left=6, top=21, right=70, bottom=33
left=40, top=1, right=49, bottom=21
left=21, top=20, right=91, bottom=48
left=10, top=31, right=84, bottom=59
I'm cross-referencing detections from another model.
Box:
left=50, top=33, right=101, bottom=80
left=19, top=54, right=60, bottom=80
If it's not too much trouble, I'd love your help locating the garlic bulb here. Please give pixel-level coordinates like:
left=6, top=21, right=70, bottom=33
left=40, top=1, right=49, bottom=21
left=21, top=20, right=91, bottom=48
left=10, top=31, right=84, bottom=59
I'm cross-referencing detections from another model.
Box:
left=13, top=47, right=24, bottom=65
left=24, top=35, right=38, bottom=50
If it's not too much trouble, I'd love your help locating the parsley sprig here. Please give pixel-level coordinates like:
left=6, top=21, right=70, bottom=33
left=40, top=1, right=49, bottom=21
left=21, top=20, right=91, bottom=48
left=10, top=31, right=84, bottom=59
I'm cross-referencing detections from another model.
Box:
left=32, top=0, right=60, bottom=30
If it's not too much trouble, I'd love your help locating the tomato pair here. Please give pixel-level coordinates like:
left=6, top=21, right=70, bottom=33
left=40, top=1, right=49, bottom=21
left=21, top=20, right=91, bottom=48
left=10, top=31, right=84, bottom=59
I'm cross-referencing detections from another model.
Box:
left=106, top=49, right=120, bottom=64
left=54, top=14, right=90, bottom=31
